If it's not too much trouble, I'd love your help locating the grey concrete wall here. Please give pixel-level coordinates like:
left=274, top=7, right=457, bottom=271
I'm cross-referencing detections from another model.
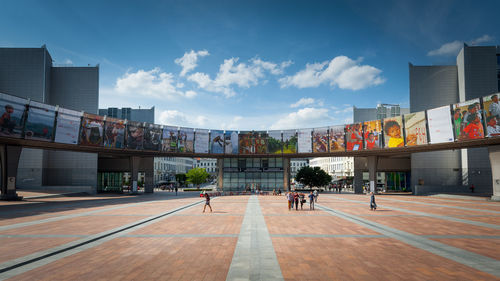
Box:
left=411, top=151, right=461, bottom=186
left=489, top=145, right=500, bottom=201
left=353, top=108, right=377, bottom=123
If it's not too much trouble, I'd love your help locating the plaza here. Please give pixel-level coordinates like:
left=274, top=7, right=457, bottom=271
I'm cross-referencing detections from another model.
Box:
left=0, top=191, right=499, bottom=280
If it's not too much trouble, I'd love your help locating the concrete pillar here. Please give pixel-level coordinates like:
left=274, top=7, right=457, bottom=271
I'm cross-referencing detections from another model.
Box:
left=143, top=157, right=154, bottom=194
left=353, top=157, right=364, bottom=194
left=129, top=156, right=140, bottom=194
left=368, top=156, right=378, bottom=193
left=1, top=145, right=23, bottom=200
left=217, top=158, right=223, bottom=190
left=283, top=158, right=290, bottom=191
left=489, top=145, right=500, bottom=201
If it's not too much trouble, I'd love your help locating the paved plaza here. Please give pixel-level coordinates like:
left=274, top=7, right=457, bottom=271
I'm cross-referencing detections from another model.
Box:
left=0, top=192, right=499, bottom=280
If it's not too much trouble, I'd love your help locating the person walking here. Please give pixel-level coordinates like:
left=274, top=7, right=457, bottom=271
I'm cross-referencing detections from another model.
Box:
left=299, top=193, right=305, bottom=210
left=175, top=186, right=178, bottom=196
left=287, top=192, right=293, bottom=211
left=203, top=193, right=212, bottom=213
left=313, top=190, right=318, bottom=203
left=370, top=192, right=377, bottom=211
left=290, top=192, right=295, bottom=209
left=294, top=192, right=299, bottom=210
left=308, top=191, right=315, bottom=210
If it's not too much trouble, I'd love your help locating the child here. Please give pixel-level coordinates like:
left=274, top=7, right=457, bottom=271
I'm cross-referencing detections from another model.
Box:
left=365, top=132, right=378, bottom=149
left=384, top=121, right=404, bottom=147
left=370, top=192, right=377, bottom=211
left=463, top=114, right=484, bottom=139
left=203, top=193, right=212, bottom=213
left=486, top=116, right=500, bottom=137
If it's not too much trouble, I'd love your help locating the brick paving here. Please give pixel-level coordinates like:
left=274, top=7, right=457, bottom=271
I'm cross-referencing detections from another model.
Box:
left=0, top=192, right=499, bottom=280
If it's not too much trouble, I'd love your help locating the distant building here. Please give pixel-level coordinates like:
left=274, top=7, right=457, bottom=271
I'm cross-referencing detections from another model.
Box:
left=98, top=107, right=154, bottom=123
left=290, top=158, right=309, bottom=179
left=194, top=158, right=218, bottom=176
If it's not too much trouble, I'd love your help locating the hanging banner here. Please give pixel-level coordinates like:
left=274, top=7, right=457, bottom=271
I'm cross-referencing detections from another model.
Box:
left=404, top=111, right=428, bottom=146
left=224, top=130, right=239, bottom=154
left=143, top=123, right=162, bottom=151
left=298, top=129, right=312, bottom=153
left=383, top=116, right=404, bottom=148
left=24, top=101, right=56, bottom=141
left=80, top=113, right=104, bottom=146
left=452, top=98, right=484, bottom=141
left=179, top=127, right=194, bottom=152
left=239, top=131, right=254, bottom=154
left=54, top=107, right=81, bottom=145
left=254, top=131, right=268, bottom=154
left=312, top=127, right=329, bottom=153
left=363, top=120, right=382, bottom=150
left=329, top=125, right=345, bottom=152
left=483, top=94, right=500, bottom=137
left=103, top=117, right=125, bottom=148
left=0, top=93, right=27, bottom=138
left=427, top=106, right=454, bottom=144
left=126, top=121, right=144, bottom=150
left=345, top=123, right=363, bottom=151
left=210, top=130, right=224, bottom=154
left=162, top=126, right=178, bottom=152
left=267, top=130, right=282, bottom=154
left=195, top=129, right=209, bottom=153
left=282, top=130, right=297, bottom=154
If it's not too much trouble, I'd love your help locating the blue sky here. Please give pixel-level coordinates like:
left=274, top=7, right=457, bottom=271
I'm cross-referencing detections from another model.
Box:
left=1, top=0, right=499, bottom=130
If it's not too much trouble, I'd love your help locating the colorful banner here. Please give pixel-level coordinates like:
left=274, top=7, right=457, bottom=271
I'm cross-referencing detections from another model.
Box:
left=103, top=117, right=125, bottom=148
left=54, top=107, right=81, bottom=145
left=267, top=130, right=282, bottom=154
left=404, top=111, right=428, bottom=146
left=254, top=131, right=268, bottom=154
left=483, top=94, right=500, bottom=137
left=195, top=129, right=209, bottom=153
left=452, top=99, right=485, bottom=141
left=239, top=131, right=254, bottom=154
left=282, top=130, right=297, bottom=154
left=162, top=126, right=178, bottom=152
left=126, top=121, right=144, bottom=150
left=345, top=123, right=363, bottom=151
left=143, top=124, right=162, bottom=151
left=312, top=127, right=329, bottom=153
left=179, top=127, right=194, bottom=152
left=383, top=117, right=404, bottom=148
left=80, top=113, right=104, bottom=146
left=298, top=129, right=312, bottom=153
left=224, top=130, right=238, bottom=154
left=363, top=120, right=382, bottom=150
left=24, top=101, right=56, bottom=141
left=0, top=93, right=27, bottom=138
left=427, top=106, right=454, bottom=144
left=210, top=130, right=224, bottom=154
left=329, top=125, right=345, bottom=152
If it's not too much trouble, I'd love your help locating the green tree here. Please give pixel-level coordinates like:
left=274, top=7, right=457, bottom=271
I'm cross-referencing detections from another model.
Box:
left=186, top=168, right=210, bottom=187
left=175, top=173, right=187, bottom=185
left=295, top=166, right=332, bottom=189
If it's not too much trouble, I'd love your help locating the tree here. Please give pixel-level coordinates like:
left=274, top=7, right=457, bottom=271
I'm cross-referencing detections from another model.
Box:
left=186, top=168, right=210, bottom=187
left=295, top=166, right=332, bottom=189
left=175, top=173, right=187, bottom=185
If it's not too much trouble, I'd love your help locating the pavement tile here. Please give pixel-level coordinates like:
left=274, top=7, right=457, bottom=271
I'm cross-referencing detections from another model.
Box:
left=0, top=237, right=80, bottom=264
left=431, top=238, right=500, bottom=260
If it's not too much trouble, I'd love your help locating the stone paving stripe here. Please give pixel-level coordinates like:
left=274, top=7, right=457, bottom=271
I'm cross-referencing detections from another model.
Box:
left=317, top=203, right=500, bottom=278
left=174, top=214, right=245, bottom=216
left=270, top=234, right=386, bottom=238
left=334, top=197, right=500, bottom=230
left=226, top=195, right=284, bottom=281
left=264, top=214, right=331, bottom=216
left=123, top=234, right=239, bottom=238
left=421, top=235, right=500, bottom=239
left=377, top=197, right=500, bottom=214
left=0, top=235, right=88, bottom=238
left=0, top=199, right=205, bottom=280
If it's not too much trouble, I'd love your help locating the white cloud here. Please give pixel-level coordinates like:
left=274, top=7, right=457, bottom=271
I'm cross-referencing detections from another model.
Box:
left=427, top=40, right=463, bottom=56
left=175, top=50, right=209, bottom=77
left=470, top=34, right=494, bottom=45
left=270, top=107, right=331, bottom=130
left=115, top=67, right=196, bottom=100
left=290, top=97, right=315, bottom=108
left=63, top=59, right=73, bottom=65
left=279, top=56, right=385, bottom=90
left=158, top=110, right=209, bottom=128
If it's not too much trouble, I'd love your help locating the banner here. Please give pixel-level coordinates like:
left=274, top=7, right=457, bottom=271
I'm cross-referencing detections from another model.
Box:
left=267, top=130, right=282, bottom=154
left=254, top=131, right=268, bottom=154
left=224, top=130, right=238, bottom=154
left=312, top=127, right=328, bottom=153
left=143, top=124, right=162, bottom=151
left=54, top=107, right=81, bottom=145
left=126, top=121, right=144, bottom=150
left=452, top=99, right=484, bottom=141
left=162, top=126, right=178, bottom=152
left=282, top=130, right=297, bottom=154
left=179, top=127, right=194, bottom=152
left=404, top=111, right=428, bottom=146
left=0, top=93, right=27, bottom=138
left=345, top=123, right=363, bottom=151
left=103, top=117, right=125, bottom=148
left=363, top=120, right=382, bottom=150
left=383, top=117, right=404, bottom=148
left=24, top=101, right=56, bottom=141
left=329, top=125, right=345, bottom=152
left=80, top=113, right=104, bottom=146
left=195, top=129, right=209, bottom=153
left=210, top=130, right=224, bottom=154
left=239, top=131, right=254, bottom=154
left=298, top=129, right=312, bottom=153
left=427, top=106, right=454, bottom=144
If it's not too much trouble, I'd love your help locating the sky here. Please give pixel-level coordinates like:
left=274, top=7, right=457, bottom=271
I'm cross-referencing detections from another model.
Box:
left=1, top=0, right=499, bottom=131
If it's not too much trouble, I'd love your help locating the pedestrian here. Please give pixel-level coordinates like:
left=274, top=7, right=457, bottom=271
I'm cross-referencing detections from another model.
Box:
left=175, top=186, right=178, bottom=196
left=203, top=193, right=212, bottom=213
left=294, top=192, right=299, bottom=210
left=287, top=192, right=293, bottom=211
left=308, top=191, right=315, bottom=210
left=370, top=192, right=377, bottom=211
left=313, top=190, right=318, bottom=202
left=299, top=193, right=305, bottom=210
left=470, top=184, right=475, bottom=193
left=278, top=189, right=282, bottom=196
left=290, top=192, right=295, bottom=209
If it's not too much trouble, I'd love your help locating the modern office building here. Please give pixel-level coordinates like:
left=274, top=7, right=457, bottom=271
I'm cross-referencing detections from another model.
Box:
left=194, top=158, right=218, bottom=175
left=155, top=157, right=194, bottom=184
left=0, top=46, right=99, bottom=191
left=409, top=44, right=500, bottom=194
left=221, top=157, right=288, bottom=191
left=98, top=107, right=154, bottom=123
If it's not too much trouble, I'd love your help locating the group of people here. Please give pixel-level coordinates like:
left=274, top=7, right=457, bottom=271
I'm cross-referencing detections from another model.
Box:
left=285, top=190, right=318, bottom=210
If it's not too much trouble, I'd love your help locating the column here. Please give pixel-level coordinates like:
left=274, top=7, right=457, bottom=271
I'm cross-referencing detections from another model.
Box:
left=1, top=145, right=23, bottom=200
left=129, top=156, right=140, bottom=194
left=217, top=158, right=223, bottom=190
left=143, top=157, right=154, bottom=193
left=489, top=145, right=500, bottom=201
left=353, top=157, right=364, bottom=194
left=367, top=156, right=378, bottom=193
left=283, top=157, right=290, bottom=191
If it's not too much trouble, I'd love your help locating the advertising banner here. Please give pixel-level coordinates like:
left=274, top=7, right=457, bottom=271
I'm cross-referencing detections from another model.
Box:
left=162, top=126, right=178, bottom=152
left=239, top=131, right=254, bottom=154
left=24, top=101, right=56, bottom=141
left=210, top=130, right=224, bottom=154
left=254, top=131, right=268, bottom=154
left=298, top=129, right=312, bottom=153
left=404, top=111, right=428, bottom=146
left=363, top=120, right=382, bottom=150
left=103, top=117, right=125, bottom=148
left=329, top=125, right=345, bottom=152
left=54, top=107, right=81, bottom=145
left=0, top=93, right=27, bottom=138
left=345, top=123, right=363, bottom=151
left=126, top=121, right=144, bottom=150
left=483, top=94, right=500, bottom=137
left=312, top=127, right=329, bottom=153
left=282, top=130, right=297, bottom=154
left=143, top=124, right=162, bottom=151
left=383, top=117, right=404, bottom=148
left=179, top=127, right=194, bottom=152
left=267, top=130, right=282, bottom=154
left=427, top=106, right=454, bottom=144
left=224, top=130, right=239, bottom=154
left=452, top=99, right=484, bottom=141
left=80, top=113, right=104, bottom=146
left=195, top=129, right=209, bottom=153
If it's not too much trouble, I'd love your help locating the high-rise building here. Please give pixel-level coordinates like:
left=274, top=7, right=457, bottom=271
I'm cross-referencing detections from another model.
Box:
left=98, top=107, right=154, bottom=123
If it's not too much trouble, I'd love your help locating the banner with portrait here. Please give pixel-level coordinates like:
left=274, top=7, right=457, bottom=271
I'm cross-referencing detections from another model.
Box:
left=210, top=130, right=224, bottom=154
left=143, top=123, right=162, bottom=151
left=383, top=117, right=404, bottom=148
left=24, top=101, right=56, bottom=141
left=362, top=120, right=382, bottom=150
left=483, top=94, right=500, bottom=137
left=312, top=127, right=328, bottom=153
left=403, top=111, right=428, bottom=146
left=282, top=130, right=297, bottom=154
left=103, top=117, right=125, bottom=148
left=298, top=129, right=312, bottom=153
left=194, top=129, right=209, bottom=153
left=239, top=131, right=254, bottom=154
left=162, top=126, right=178, bottom=152
left=427, top=106, right=454, bottom=144
left=54, top=107, right=81, bottom=145
left=345, top=123, right=363, bottom=151
left=267, top=130, right=282, bottom=154
left=80, top=113, right=104, bottom=146
left=452, top=99, right=484, bottom=141
left=0, top=93, right=27, bottom=138
left=224, top=130, right=239, bottom=154
left=179, top=127, right=195, bottom=152
left=126, top=121, right=144, bottom=150
left=254, top=131, right=268, bottom=154
left=329, top=125, right=345, bottom=152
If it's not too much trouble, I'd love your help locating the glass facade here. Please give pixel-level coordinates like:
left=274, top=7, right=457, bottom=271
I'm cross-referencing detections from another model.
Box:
left=222, top=157, right=285, bottom=191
